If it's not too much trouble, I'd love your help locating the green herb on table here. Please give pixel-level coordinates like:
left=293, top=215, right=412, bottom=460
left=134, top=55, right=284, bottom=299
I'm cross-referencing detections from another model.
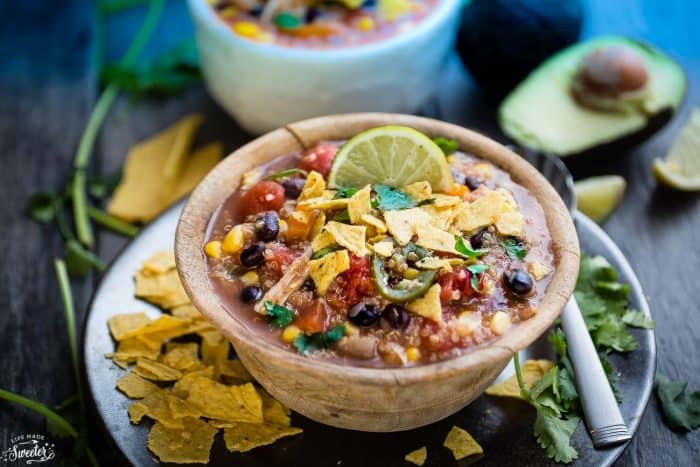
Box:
left=373, top=184, right=416, bottom=211
left=455, top=235, right=488, bottom=258
left=502, top=237, right=528, bottom=260
left=433, top=137, right=459, bottom=156
left=88, top=170, right=122, bottom=198
left=655, top=373, right=700, bottom=431
left=293, top=324, right=346, bottom=354
left=65, top=239, right=106, bottom=278
left=101, top=39, right=201, bottom=97
left=264, top=301, right=295, bottom=327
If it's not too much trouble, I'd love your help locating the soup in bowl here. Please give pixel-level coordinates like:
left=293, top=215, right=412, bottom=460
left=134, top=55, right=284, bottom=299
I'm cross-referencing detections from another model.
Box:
left=175, top=113, right=579, bottom=431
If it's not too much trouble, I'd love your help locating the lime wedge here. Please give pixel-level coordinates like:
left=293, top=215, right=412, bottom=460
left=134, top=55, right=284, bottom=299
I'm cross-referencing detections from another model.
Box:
left=574, top=175, right=627, bottom=223
left=327, top=126, right=454, bottom=192
left=652, top=108, right=700, bottom=191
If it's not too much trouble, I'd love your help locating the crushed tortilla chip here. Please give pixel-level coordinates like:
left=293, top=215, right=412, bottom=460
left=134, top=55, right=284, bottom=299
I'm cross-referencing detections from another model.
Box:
left=161, top=342, right=201, bottom=372
left=170, top=304, right=202, bottom=320
left=129, top=389, right=200, bottom=428
left=148, top=418, right=217, bottom=464
left=260, top=390, right=292, bottom=426
left=452, top=189, right=511, bottom=233
left=383, top=208, right=429, bottom=245
left=527, top=262, right=550, bottom=280
left=108, top=313, right=151, bottom=341
left=431, top=194, right=461, bottom=208
left=405, top=446, right=428, bottom=466
left=415, top=224, right=460, bottom=255
left=116, top=372, right=159, bottom=399
left=108, top=114, right=205, bottom=223
left=220, top=359, right=254, bottom=385
left=311, top=230, right=336, bottom=252
left=495, top=210, right=523, bottom=237
left=142, top=251, right=176, bottom=275
left=308, top=249, right=350, bottom=295
left=297, top=196, right=350, bottom=211
left=402, top=181, right=432, bottom=202
left=298, top=170, right=325, bottom=201
left=310, top=210, right=326, bottom=239
left=133, top=358, right=183, bottom=382
left=371, top=239, right=395, bottom=257
left=420, top=204, right=457, bottom=231
left=361, top=213, right=387, bottom=233
left=443, top=426, right=483, bottom=460
left=485, top=359, right=556, bottom=399
left=406, top=284, right=443, bottom=323
left=172, top=366, right=215, bottom=399
left=167, top=142, right=222, bottom=204
left=186, top=378, right=263, bottom=423
left=222, top=422, right=302, bottom=453
left=323, top=221, right=368, bottom=256
left=348, top=185, right=372, bottom=223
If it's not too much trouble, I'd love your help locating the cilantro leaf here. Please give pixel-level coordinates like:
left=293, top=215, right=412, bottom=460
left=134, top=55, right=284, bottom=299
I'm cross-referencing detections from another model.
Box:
left=593, top=314, right=637, bottom=352
left=533, top=407, right=580, bottom=463
left=101, top=40, right=200, bottom=97
left=293, top=324, right=346, bottom=354
left=332, top=209, right=351, bottom=222
left=548, top=328, right=567, bottom=358
left=333, top=187, right=359, bottom=199
left=656, top=373, right=700, bottom=431
left=433, top=137, right=459, bottom=156
left=467, top=264, right=488, bottom=291
left=599, top=353, right=622, bottom=402
left=65, top=239, right=106, bottom=278
left=274, top=12, right=302, bottom=30
left=622, top=310, right=655, bottom=329
left=373, top=184, right=416, bottom=211
left=454, top=235, right=488, bottom=258
left=263, top=302, right=295, bottom=327
left=502, top=237, right=528, bottom=260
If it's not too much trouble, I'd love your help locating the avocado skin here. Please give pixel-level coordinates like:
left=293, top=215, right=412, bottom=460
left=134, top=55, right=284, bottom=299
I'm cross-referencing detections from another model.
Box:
left=457, top=0, right=583, bottom=96
left=498, top=36, right=688, bottom=160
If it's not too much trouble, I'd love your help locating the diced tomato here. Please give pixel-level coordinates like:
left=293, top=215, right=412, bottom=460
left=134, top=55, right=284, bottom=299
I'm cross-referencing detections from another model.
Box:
left=326, top=254, right=375, bottom=309
left=295, top=299, right=329, bottom=333
left=258, top=244, right=302, bottom=286
left=438, top=267, right=478, bottom=303
left=239, top=181, right=285, bottom=218
left=298, top=143, right=338, bottom=177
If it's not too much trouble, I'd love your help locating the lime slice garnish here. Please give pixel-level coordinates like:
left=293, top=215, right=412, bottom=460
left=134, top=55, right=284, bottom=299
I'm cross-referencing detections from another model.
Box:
left=652, top=108, right=700, bottom=191
left=574, top=175, right=627, bottom=223
left=327, top=126, right=454, bottom=192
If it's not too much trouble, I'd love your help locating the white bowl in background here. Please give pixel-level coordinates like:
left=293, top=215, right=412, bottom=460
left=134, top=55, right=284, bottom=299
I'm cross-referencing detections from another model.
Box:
left=188, top=0, right=462, bottom=134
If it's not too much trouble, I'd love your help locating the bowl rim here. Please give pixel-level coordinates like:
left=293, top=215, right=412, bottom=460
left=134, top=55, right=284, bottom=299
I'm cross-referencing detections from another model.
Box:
left=187, top=0, right=461, bottom=61
left=175, top=113, right=580, bottom=385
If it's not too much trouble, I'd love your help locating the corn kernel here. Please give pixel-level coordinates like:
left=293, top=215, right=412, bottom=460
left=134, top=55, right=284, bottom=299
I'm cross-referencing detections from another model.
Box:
left=406, top=346, right=421, bottom=362
left=240, top=271, right=259, bottom=286
left=403, top=267, right=420, bottom=280
left=204, top=240, right=222, bottom=259
left=221, top=225, right=244, bottom=254
left=344, top=323, right=359, bottom=336
left=233, top=21, right=259, bottom=39
left=490, top=311, right=512, bottom=336
left=278, top=219, right=288, bottom=236
left=357, top=17, right=375, bottom=31
left=281, top=325, right=301, bottom=344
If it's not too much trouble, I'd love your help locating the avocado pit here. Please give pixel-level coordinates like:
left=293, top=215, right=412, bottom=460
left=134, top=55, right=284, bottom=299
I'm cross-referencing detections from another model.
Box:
left=572, top=46, right=650, bottom=112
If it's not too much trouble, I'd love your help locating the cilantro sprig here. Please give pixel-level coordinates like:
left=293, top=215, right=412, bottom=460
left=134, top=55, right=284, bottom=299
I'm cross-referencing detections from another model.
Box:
left=454, top=235, right=488, bottom=258
left=502, top=237, right=528, bottom=260
left=373, top=184, right=416, bottom=211
left=467, top=263, right=488, bottom=291
left=293, top=324, right=346, bottom=354
left=656, top=373, right=700, bottom=431
left=263, top=301, right=295, bottom=327
left=333, top=186, right=359, bottom=199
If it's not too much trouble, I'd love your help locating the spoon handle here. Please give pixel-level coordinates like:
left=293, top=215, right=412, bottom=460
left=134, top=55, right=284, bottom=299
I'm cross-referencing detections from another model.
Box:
left=560, top=297, right=632, bottom=448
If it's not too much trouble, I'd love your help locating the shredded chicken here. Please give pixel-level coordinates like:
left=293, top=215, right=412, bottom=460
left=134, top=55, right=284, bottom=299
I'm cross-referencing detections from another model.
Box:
left=254, top=246, right=312, bottom=314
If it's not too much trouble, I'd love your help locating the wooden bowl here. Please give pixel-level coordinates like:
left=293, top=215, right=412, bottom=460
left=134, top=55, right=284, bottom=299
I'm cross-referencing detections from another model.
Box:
left=175, top=113, right=580, bottom=432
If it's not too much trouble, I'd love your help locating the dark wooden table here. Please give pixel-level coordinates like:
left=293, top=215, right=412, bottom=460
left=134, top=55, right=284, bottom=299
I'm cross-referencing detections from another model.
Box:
left=1, top=0, right=698, bottom=465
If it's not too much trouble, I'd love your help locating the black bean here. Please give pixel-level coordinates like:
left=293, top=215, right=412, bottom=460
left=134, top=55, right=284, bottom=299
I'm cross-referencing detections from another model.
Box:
left=382, top=304, right=411, bottom=330
left=256, top=211, right=279, bottom=241
left=503, top=268, right=534, bottom=295
left=240, top=285, right=263, bottom=303
left=240, top=242, right=266, bottom=267
left=348, top=303, right=380, bottom=327
left=305, top=6, right=320, bottom=22
left=464, top=175, right=483, bottom=191
left=249, top=5, right=263, bottom=16
left=469, top=229, right=487, bottom=249
left=282, top=178, right=306, bottom=199
left=301, top=277, right=316, bottom=291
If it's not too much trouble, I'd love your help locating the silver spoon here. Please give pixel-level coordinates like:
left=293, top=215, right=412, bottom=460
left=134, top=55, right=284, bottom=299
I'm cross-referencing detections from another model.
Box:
left=516, top=147, right=632, bottom=448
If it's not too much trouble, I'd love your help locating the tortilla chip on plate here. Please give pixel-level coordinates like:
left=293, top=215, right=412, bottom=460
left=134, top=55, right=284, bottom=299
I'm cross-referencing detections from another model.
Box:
left=108, top=312, right=151, bottom=341
left=222, top=422, right=302, bottom=453
left=116, top=372, right=159, bottom=399
left=128, top=388, right=200, bottom=428
left=148, top=418, right=217, bottom=464
left=485, top=359, right=556, bottom=399
left=443, top=425, right=483, bottom=460
left=404, top=446, right=428, bottom=466
left=133, top=358, right=183, bottom=382
left=186, top=378, right=263, bottom=423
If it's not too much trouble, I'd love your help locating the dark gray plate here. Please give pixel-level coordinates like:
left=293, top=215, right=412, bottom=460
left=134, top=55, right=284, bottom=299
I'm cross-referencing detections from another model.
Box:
left=82, top=203, right=655, bottom=467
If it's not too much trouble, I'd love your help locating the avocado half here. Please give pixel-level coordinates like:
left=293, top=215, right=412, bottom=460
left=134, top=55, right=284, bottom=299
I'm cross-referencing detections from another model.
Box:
left=499, top=36, right=686, bottom=157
